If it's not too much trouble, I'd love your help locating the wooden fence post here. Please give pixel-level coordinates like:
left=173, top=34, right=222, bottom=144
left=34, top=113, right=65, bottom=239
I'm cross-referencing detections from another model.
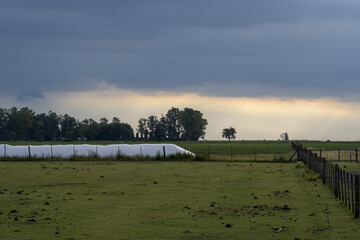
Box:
left=334, top=164, right=339, bottom=198
left=341, top=169, right=344, bottom=202
left=163, top=146, right=166, bottom=161
left=344, top=170, right=348, bottom=206
left=330, top=163, right=333, bottom=189
left=297, top=144, right=300, bottom=161
left=208, top=146, right=211, bottom=161
left=322, top=158, right=326, bottom=185
left=351, top=174, right=355, bottom=213
left=339, top=168, right=342, bottom=202
left=347, top=172, right=350, bottom=209
left=354, top=175, right=359, bottom=218
left=28, top=146, right=31, bottom=160
left=329, top=163, right=332, bottom=189
left=343, top=169, right=347, bottom=204
left=332, top=164, right=338, bottom=197
left=73, top=146, right=76, bottom=159
left=326, top=163, right=330, bottom=187
left=253, top=145, right=256, bottom=161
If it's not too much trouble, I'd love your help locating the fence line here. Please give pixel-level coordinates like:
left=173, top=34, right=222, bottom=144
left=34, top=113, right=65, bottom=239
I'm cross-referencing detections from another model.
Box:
left=292, top=142, right=360, bottom=218
left=306, top=148, right=359, bottom=162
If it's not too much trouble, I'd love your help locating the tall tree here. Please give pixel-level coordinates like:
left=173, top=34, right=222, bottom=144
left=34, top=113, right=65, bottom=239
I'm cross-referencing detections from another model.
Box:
left=178, top=108, right=208, bottom=141
left=80, top=119, right=99, bottom=141
left=33, top=111, right=60, bottom=141
left=46, top=111, right=60, bottom=140
left=154, top=115, right=167, bottom=141
left=110, top=122, right=134, bottom=141
left=112, top=117, right=120, bottom=124
left=280, top=132, right=289, bottom=141
left=0, top=108, right=9, bottom=140
left=6, top=107, right=35, bottom=140
left=100, top=118, right=108, bottom=124
left=222, top=127, right=237, bottom=141
left=98, top=118, right=110, bottom=140
left=165, top=107, right=181, bottom=140
left=147, top=115, right=158, bottom=140
left=60, top=114, right=78, bottom=140
left=137, top=118, right=147, bottom=139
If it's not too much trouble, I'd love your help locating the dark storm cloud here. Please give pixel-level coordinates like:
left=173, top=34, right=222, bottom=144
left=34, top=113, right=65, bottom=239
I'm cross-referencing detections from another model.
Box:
left=1, top=0, right=360, bottom=100
left=16, top=90, right=45, bottom=102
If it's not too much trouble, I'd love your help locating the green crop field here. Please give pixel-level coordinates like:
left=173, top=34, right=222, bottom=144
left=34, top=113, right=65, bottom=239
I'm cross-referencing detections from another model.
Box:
left=1, top=160, right=360, bottom=239
left=300, top=141, right=360, bottom=150
left=177, top=141, right=293, bottom=161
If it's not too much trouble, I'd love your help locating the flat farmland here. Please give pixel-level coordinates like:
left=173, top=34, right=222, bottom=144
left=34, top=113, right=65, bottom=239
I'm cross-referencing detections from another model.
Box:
left=177, top=141, right=292, bottom=161
left=1, top=161, right=360, bottom=239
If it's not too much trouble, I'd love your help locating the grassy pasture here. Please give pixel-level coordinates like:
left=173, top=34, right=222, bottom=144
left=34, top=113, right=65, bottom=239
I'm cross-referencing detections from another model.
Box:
left=1, top=161, right=360, bottom=239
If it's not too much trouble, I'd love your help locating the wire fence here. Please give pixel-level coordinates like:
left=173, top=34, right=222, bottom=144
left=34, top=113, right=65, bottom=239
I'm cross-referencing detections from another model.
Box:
left=182, top=143, right=292, bottom=161
left=293, top=142, right=360, bottom=218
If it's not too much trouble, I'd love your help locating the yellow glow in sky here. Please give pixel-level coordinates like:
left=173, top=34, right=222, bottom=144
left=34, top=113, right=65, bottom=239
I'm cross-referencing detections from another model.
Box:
left=9, top=87, right=360, bottom=141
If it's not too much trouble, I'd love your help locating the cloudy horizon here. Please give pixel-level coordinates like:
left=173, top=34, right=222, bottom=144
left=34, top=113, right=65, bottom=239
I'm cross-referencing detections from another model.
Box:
left=1, top=0, right=360, bottom=140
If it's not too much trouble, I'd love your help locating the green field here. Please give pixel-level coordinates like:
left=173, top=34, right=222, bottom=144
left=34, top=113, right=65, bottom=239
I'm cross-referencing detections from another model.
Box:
left=300, top=141, right=360, bottom=150
left=1, top=161, right=360, bottom=239
left=177, top=141, right=292, bottom=161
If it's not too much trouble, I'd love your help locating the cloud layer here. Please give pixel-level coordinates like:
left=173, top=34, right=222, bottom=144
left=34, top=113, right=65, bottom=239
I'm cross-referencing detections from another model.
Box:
left=1, top=0, right=360, bottom=100
left=1, top=1, right=360, bottom=140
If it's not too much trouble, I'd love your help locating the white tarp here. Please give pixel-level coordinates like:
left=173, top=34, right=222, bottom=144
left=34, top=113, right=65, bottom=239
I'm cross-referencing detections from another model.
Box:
left=0, top=144, right=194, bottom=158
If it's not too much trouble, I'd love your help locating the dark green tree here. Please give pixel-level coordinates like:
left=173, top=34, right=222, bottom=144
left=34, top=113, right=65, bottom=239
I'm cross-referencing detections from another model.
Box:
left=6, top=107, right=35, bottom=140
left=137, top=118, right=147, bottom=139
left=0, top=107, right=135, bottom=142
left=178, top=108, right=208, bottom=141
left=33, top=111, right=60, bottom=141
left=147, top=115, right=158, bottom=140
left=154, top=115, right=167, bottom=141
left=60, top=114, right=78, bottom=140
left=80, top=119, right=99, bottom=141
left=0, top=108, right=9, bottom=140
left=222, top=127, right=237, bottom=141
left=165, top=107, right=181, bottom=140
left=110, top=122, right=134, bottom=141
left=98, top=118, right=110, bottom=140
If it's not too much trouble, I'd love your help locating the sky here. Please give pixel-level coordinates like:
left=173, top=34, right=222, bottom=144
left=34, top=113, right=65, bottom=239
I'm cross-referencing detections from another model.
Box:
left=1, top=0, right=360, bottom=140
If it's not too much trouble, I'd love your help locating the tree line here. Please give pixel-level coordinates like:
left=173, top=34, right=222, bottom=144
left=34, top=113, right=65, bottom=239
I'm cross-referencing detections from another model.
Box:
left=0, top=107, right=133, bottom=141
left=136, top=107, right=208, bottom=141
left=0, top=106, right=208, bottom=142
